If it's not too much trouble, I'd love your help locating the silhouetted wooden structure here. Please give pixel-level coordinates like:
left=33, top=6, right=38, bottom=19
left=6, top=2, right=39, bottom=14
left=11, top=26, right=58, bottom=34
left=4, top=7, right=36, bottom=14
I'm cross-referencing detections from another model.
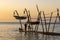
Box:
left=13, top=5, right=60, bottom=36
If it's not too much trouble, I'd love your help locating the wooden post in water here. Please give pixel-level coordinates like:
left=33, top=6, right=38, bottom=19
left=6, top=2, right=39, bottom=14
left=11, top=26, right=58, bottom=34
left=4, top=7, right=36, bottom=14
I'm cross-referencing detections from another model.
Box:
left=36, top=5, right=44, bottom=33
left=24, top=8, right=32, bottom=31
left=52, top=9, right=59, bottom=32
left=48, top=12, right=53, bottom=32
left=43, top=11, right=47, bottom=32
left=28, top=10, right=32, bottom=31
left=40, top=12, right=44, bottom=33
left=52, top=16, right=57, bottom=32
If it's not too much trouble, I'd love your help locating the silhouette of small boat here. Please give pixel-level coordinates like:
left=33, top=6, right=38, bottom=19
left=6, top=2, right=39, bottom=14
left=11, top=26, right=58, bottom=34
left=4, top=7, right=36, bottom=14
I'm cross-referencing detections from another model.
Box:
left=13, top=10, right=27, bottom=20
left=14, top=16, right=27, bottom=20
left=27, top=21, right=40, bottom=25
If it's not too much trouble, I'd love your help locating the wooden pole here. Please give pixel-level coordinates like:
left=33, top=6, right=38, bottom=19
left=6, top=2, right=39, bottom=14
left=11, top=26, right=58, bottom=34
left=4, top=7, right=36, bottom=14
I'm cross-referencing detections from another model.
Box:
left=43, top=11, right=47, bottom=32
left=57, top=8, right=60, bottom=22
left=52, top=9, right=59, bottom=32
left=36, top=5, right=44, bottom=32
left=52, top=16, right=57, bottom=32
left=48, top=12, right=53, bottom=32
left=24, top=8, right=32, bottom=31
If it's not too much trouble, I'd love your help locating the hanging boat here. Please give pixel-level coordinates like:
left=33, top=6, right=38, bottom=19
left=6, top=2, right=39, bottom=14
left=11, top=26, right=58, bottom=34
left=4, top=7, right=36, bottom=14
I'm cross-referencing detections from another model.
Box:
left=14, top=16, right=27, bottom=20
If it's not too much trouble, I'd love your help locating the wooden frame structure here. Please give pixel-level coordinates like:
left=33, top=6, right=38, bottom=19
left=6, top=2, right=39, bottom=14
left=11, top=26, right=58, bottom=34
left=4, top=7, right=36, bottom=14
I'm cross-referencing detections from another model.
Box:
left=13, top=5, right=60, bottom=36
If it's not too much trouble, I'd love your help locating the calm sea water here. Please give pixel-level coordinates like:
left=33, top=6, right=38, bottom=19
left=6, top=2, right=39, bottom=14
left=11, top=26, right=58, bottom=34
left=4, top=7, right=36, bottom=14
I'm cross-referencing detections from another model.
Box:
left=0, top=23, right=60, bottom=40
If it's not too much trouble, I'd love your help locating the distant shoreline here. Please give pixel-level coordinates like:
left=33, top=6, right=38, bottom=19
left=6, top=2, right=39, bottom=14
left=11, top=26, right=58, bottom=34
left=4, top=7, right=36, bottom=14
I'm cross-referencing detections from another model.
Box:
left=0, top=22, right=20, bottom=24
left=0, top=22, right=60, bottom=24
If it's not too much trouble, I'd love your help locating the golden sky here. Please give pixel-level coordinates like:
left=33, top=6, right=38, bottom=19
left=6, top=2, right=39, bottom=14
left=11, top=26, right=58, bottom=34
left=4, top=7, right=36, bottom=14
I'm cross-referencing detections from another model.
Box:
left=0, top=0, right=60, bottom=22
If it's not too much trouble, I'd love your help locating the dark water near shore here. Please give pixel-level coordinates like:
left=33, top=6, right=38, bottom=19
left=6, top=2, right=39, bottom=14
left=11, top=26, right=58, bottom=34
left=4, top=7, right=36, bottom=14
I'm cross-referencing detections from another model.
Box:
left=0, top=22, right=60, bottom=40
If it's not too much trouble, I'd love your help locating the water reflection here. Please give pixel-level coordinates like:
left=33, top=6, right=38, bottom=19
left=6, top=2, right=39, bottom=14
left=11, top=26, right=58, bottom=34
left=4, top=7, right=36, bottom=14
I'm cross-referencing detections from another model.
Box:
left=15, top=32, right=60, bottom=40
left=0, top=31, right=60, bottom=40
left=0, top=24, right=60, bottom=40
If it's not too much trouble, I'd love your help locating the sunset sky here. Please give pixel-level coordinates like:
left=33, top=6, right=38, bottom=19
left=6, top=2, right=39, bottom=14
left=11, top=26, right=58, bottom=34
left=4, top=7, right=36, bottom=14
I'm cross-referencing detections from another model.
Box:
left=0, top=0, right=60, bottom=22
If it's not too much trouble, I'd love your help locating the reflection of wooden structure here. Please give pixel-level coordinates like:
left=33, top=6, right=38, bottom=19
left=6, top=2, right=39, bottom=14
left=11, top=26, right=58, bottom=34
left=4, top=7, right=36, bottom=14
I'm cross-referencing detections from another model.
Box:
left=13, top=5, right=60, bottom=36
left=19, top=30, right=60, bottom=36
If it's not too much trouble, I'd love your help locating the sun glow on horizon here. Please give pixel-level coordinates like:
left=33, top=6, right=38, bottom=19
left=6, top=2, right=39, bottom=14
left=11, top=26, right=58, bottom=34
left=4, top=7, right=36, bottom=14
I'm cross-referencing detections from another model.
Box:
left=0, top=0, right=60, bottom=22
